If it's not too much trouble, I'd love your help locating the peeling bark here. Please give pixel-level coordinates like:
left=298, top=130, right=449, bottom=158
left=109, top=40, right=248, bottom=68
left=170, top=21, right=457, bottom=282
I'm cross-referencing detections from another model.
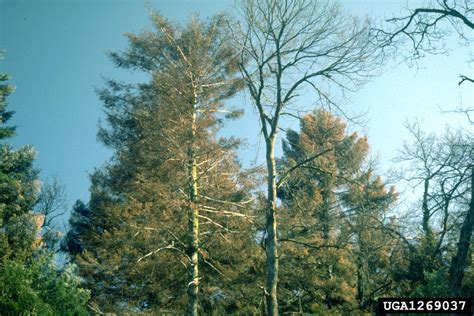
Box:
left=187, top=91, right=199, bottom=316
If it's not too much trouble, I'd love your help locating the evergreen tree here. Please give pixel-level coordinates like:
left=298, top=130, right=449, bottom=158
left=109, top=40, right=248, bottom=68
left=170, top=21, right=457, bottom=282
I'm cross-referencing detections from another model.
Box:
left=277, top=110, right=397, bottom=313
left=341, top=170, right=399, bottom=311
left=0, top=57, right=90, bottom=315
left=61, top=200, right=91, bottom=255
left=65, top=14, right=260, bottom=314
left=0, top=60, right=39, bottom=262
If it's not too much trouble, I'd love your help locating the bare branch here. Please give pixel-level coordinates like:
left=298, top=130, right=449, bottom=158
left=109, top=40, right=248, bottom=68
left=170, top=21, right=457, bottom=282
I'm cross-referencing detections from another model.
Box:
left=276, top=148, right=333, bottom=189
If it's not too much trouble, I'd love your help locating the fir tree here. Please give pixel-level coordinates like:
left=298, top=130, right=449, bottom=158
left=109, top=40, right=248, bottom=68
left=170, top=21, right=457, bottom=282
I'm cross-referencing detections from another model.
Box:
left=65, top=14, right=259, bottom=314
left=277, top=110, right=397, bottom=313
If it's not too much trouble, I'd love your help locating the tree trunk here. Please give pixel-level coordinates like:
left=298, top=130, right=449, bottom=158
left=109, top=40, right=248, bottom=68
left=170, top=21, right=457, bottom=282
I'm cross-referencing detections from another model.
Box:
left=265, top=136, right=279, bottom=316
left=187, top=105, right=199, bottom=316
left=356, top=263, right=364, bottom=309
left=356, top=227, right=366, bottom=310
left=449, top=166, right=473, bottom=297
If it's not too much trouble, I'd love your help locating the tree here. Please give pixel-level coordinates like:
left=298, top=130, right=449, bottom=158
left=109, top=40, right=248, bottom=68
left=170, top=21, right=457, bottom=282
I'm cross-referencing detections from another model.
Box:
left=342, top=170, right=399, bottom=311
left=65, top=13, right=259, bottom=314
left=35, top=177, right=68, bottom=250
left=395, top=122, right=473, bottom=297
left=233, top=0, right=382, bottom=313
left=35, top=177, right=67, bottom=229
left=0, top=58, right=39, bottom=262
left=449, top=162, right=473, bottom=297
left=0, top=252, right=90, bottom=315
left=61, top=200, right=91, bottom=256
left=375, top=1, right=474, bottom=294
left=0, top=56, right=90, bottom=315
left=277, top=110, right=398, bottom=313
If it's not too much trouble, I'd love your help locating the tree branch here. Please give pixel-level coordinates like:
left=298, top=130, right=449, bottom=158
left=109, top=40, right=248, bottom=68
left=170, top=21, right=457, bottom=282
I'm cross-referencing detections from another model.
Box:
left=276, top=148, right=333, bottom=189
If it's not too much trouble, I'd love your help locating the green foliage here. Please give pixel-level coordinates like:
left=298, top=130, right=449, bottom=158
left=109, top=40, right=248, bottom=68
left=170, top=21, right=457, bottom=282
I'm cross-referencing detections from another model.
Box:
left=0, top=63, right=90, bottom=315
left=3, top=213, right=37, bottom=260
left=61, top=200, right=91, bottom=255
left=0, top=259, right=53, bottom=315
left=0, top=55, right=16, bottom=140
left=0, top=254, right=90, bottom=315
left=0, top=66, right=40, bottom=262
left=411, top=269, right=451, bottom=298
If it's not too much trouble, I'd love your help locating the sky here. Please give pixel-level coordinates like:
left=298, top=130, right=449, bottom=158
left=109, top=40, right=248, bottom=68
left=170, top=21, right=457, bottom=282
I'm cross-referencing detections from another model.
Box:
left=0, top=0, right=472, bottom=224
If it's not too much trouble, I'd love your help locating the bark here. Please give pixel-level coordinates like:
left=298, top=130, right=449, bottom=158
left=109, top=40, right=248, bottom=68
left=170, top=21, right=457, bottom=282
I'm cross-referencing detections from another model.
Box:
left=356, top=225, right=366, bottom=310
left=187, top=96, right=199, bottom=316
left=320, top=189, right=331, bottom=241
left=356, top=262, right=365, bottom=310
left=421, top=178, right=431, bottom=237
left=449, top=166, right=473, bottom=297
left=265, top=136, right=279, bottom=316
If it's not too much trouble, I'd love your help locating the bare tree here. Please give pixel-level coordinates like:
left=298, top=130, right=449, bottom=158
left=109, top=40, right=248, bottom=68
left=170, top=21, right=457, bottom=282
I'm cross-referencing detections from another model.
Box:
left=35, top=176, right=67, bottom=229
left=378, top=1, right=474, bottom=291
left=396, top=122, right=473, bottom=295
left=233, top=1, right=382, bottom=314
left=34, top=177, right=68, bottom=250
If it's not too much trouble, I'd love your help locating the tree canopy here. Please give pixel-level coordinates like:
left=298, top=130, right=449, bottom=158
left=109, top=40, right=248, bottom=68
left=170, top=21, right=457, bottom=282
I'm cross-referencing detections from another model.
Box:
left=1, top=1, right=473, bottom=314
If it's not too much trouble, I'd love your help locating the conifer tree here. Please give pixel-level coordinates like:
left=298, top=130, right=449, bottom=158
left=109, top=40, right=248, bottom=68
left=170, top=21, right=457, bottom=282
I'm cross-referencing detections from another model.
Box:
left=0, top=61, right=39, bottom=262
left=0, top=56, right=90, bottom=315
left=277, top=110, right=397, bottom=313
left=65, top=14, right=259, bottom=314
left=342, top=170, right=398, bottom=311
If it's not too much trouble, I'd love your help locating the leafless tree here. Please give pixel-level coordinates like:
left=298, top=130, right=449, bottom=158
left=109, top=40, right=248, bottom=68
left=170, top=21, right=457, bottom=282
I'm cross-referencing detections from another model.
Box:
left=232, top=0, right=383, bottom=313
left=449, top=161, right=473, bottom=296
left=34, top=177, right=68, bottom=250
left=35, top=176, right=67, bottom=229
left=395, top=122, right=473, bottom=295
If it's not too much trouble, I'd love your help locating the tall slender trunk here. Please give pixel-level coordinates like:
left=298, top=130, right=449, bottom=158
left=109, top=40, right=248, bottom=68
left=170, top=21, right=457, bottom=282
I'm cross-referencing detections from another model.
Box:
left=356, top=261, right=365, bottom=309
left=265, top=136, right=279, bottom=316
left=449, top=166, right=473, bottom=297
left=356, top=225, right=366, bottom=310
left=421, top=178, right=436, bottom=275
left=421, top=178, right=436, bottom=254
left=320, top=189, right=331, bottom=241
left=187, top=94, right=199, bottom=316
left=320, top=188, right=333, bottom=309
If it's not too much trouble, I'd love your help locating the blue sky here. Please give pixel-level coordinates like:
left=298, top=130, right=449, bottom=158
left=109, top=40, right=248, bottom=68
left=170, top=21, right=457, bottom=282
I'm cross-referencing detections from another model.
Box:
left=1, top=0, right=472, bottom=222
